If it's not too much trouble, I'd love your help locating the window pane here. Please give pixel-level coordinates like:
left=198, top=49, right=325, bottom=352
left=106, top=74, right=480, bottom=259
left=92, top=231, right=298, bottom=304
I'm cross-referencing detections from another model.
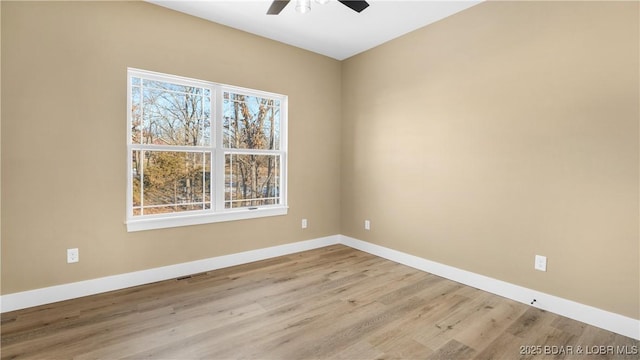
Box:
left=143, top=80, right=203, bottom=95
left=203, top=89, right=212, bottom=146
left=223, top=92, right=280, bottom=150
left=132, top=151, right=142, bottom=214
left=133, top=150, right=211, bottom=216
left=136, top=79, right=211, bottom=146
left=131, top=83, right=142, bottom=144
left=225, top=153, right=280, bottom=208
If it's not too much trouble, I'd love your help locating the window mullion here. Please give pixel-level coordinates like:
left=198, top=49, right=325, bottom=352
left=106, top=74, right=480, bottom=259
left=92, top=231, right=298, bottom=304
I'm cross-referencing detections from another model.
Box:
left=140, top=150, right=145, bottom=216
left=214, top=87, right=225, bottom=212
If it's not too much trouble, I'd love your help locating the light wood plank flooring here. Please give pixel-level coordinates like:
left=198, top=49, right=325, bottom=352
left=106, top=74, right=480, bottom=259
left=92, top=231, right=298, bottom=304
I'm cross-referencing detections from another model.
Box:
left=1, top=245, right=638, bottom=359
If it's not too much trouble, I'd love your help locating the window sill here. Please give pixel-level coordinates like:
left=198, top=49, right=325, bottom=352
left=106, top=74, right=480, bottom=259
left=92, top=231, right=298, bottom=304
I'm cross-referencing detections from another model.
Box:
left=126, top=206, right=288, bottom=232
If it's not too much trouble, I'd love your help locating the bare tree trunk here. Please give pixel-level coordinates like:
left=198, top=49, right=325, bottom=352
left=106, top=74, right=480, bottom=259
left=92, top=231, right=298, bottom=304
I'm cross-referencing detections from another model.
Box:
left=251, top=155, right=258, bottom=206
left=266, top=101, right=275, bottom=202
left=173, top=180, right=178, bottom=211
left=240, top=163, right=248, bottom=207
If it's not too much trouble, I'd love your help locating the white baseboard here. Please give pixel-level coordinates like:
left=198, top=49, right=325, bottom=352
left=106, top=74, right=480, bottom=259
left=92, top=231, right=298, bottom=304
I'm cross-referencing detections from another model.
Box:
left=339, top=235, right=640, bottom=340
left=2, top=234, right=637, bottom=340
left=0, top=235, right=340, bottom=313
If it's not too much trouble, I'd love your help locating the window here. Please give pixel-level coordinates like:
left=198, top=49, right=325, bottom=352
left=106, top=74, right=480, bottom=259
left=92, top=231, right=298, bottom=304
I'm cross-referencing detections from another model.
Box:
left=127, top=69, right=287, bottom=231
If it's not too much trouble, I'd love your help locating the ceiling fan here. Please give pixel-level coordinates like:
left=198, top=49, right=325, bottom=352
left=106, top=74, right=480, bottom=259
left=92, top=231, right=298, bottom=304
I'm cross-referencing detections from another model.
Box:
left=267, top=0, right=370, bottom=15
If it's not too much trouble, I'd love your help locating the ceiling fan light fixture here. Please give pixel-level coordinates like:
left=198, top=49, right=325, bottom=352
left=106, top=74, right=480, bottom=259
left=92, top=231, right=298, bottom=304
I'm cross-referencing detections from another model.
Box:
left=267, top=0, right=369, bottom=15
left=296, top=0, right=311, bottom=13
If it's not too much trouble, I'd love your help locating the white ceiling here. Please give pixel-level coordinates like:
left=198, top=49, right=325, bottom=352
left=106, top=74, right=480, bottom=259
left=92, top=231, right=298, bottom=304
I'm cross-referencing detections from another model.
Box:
left=148, top=0, right=483, bottom=60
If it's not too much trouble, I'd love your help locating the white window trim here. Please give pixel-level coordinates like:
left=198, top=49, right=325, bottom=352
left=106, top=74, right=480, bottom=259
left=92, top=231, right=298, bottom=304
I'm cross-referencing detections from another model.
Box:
left=126, top=68, right=288, bottom=232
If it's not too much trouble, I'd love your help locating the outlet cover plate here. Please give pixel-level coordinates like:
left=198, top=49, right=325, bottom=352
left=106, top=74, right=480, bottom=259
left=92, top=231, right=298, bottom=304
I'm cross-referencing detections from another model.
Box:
left=535, top=255, right=547, bottom=272
left=67, top=248, right=79, bottom=263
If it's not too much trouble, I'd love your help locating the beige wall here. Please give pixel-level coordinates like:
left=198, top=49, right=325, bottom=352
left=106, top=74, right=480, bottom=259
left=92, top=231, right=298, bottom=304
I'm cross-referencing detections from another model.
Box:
left=1, top=1, right=342, bottom=293
left=341, top=0, right=639, bottom=319
left=2, top=0, right=638, bottom=322
left=0, top=1, right=3, bottom=296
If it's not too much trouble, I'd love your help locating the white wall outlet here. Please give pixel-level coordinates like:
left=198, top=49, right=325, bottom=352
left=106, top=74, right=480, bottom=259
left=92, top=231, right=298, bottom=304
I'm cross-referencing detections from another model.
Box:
left=364, top=220, right=371, bottom=230
left=534, top=255, right=547, bottom=272
left=301, top=218, right=308, bottom=229
left=67, top=248, right=79, bottom=263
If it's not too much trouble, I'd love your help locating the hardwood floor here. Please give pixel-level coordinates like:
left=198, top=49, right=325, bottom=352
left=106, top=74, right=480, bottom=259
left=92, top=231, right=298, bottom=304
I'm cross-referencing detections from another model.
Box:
left=1, top=245, right=638, bottom=359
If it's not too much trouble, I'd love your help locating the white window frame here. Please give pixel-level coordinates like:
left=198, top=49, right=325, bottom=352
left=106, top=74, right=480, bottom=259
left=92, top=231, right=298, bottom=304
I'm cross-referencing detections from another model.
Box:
left=126, top=68, right=288, bottom=232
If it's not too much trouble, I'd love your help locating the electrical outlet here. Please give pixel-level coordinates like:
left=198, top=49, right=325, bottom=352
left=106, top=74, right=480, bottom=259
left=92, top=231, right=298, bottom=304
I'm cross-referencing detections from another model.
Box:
left=67, top=248, right=79, bottom=263
left=302, top=218, right=308, bottom=229
left=364, top=220, right=371, bottom=230
left=534, top=255, right=547, bottom=272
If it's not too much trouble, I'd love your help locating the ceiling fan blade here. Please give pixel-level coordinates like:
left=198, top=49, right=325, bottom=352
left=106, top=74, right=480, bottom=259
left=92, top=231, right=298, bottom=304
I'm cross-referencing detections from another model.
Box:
left=338, top=0, right=369, bottom=13
left=267, top=0, right=291, bottom=15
